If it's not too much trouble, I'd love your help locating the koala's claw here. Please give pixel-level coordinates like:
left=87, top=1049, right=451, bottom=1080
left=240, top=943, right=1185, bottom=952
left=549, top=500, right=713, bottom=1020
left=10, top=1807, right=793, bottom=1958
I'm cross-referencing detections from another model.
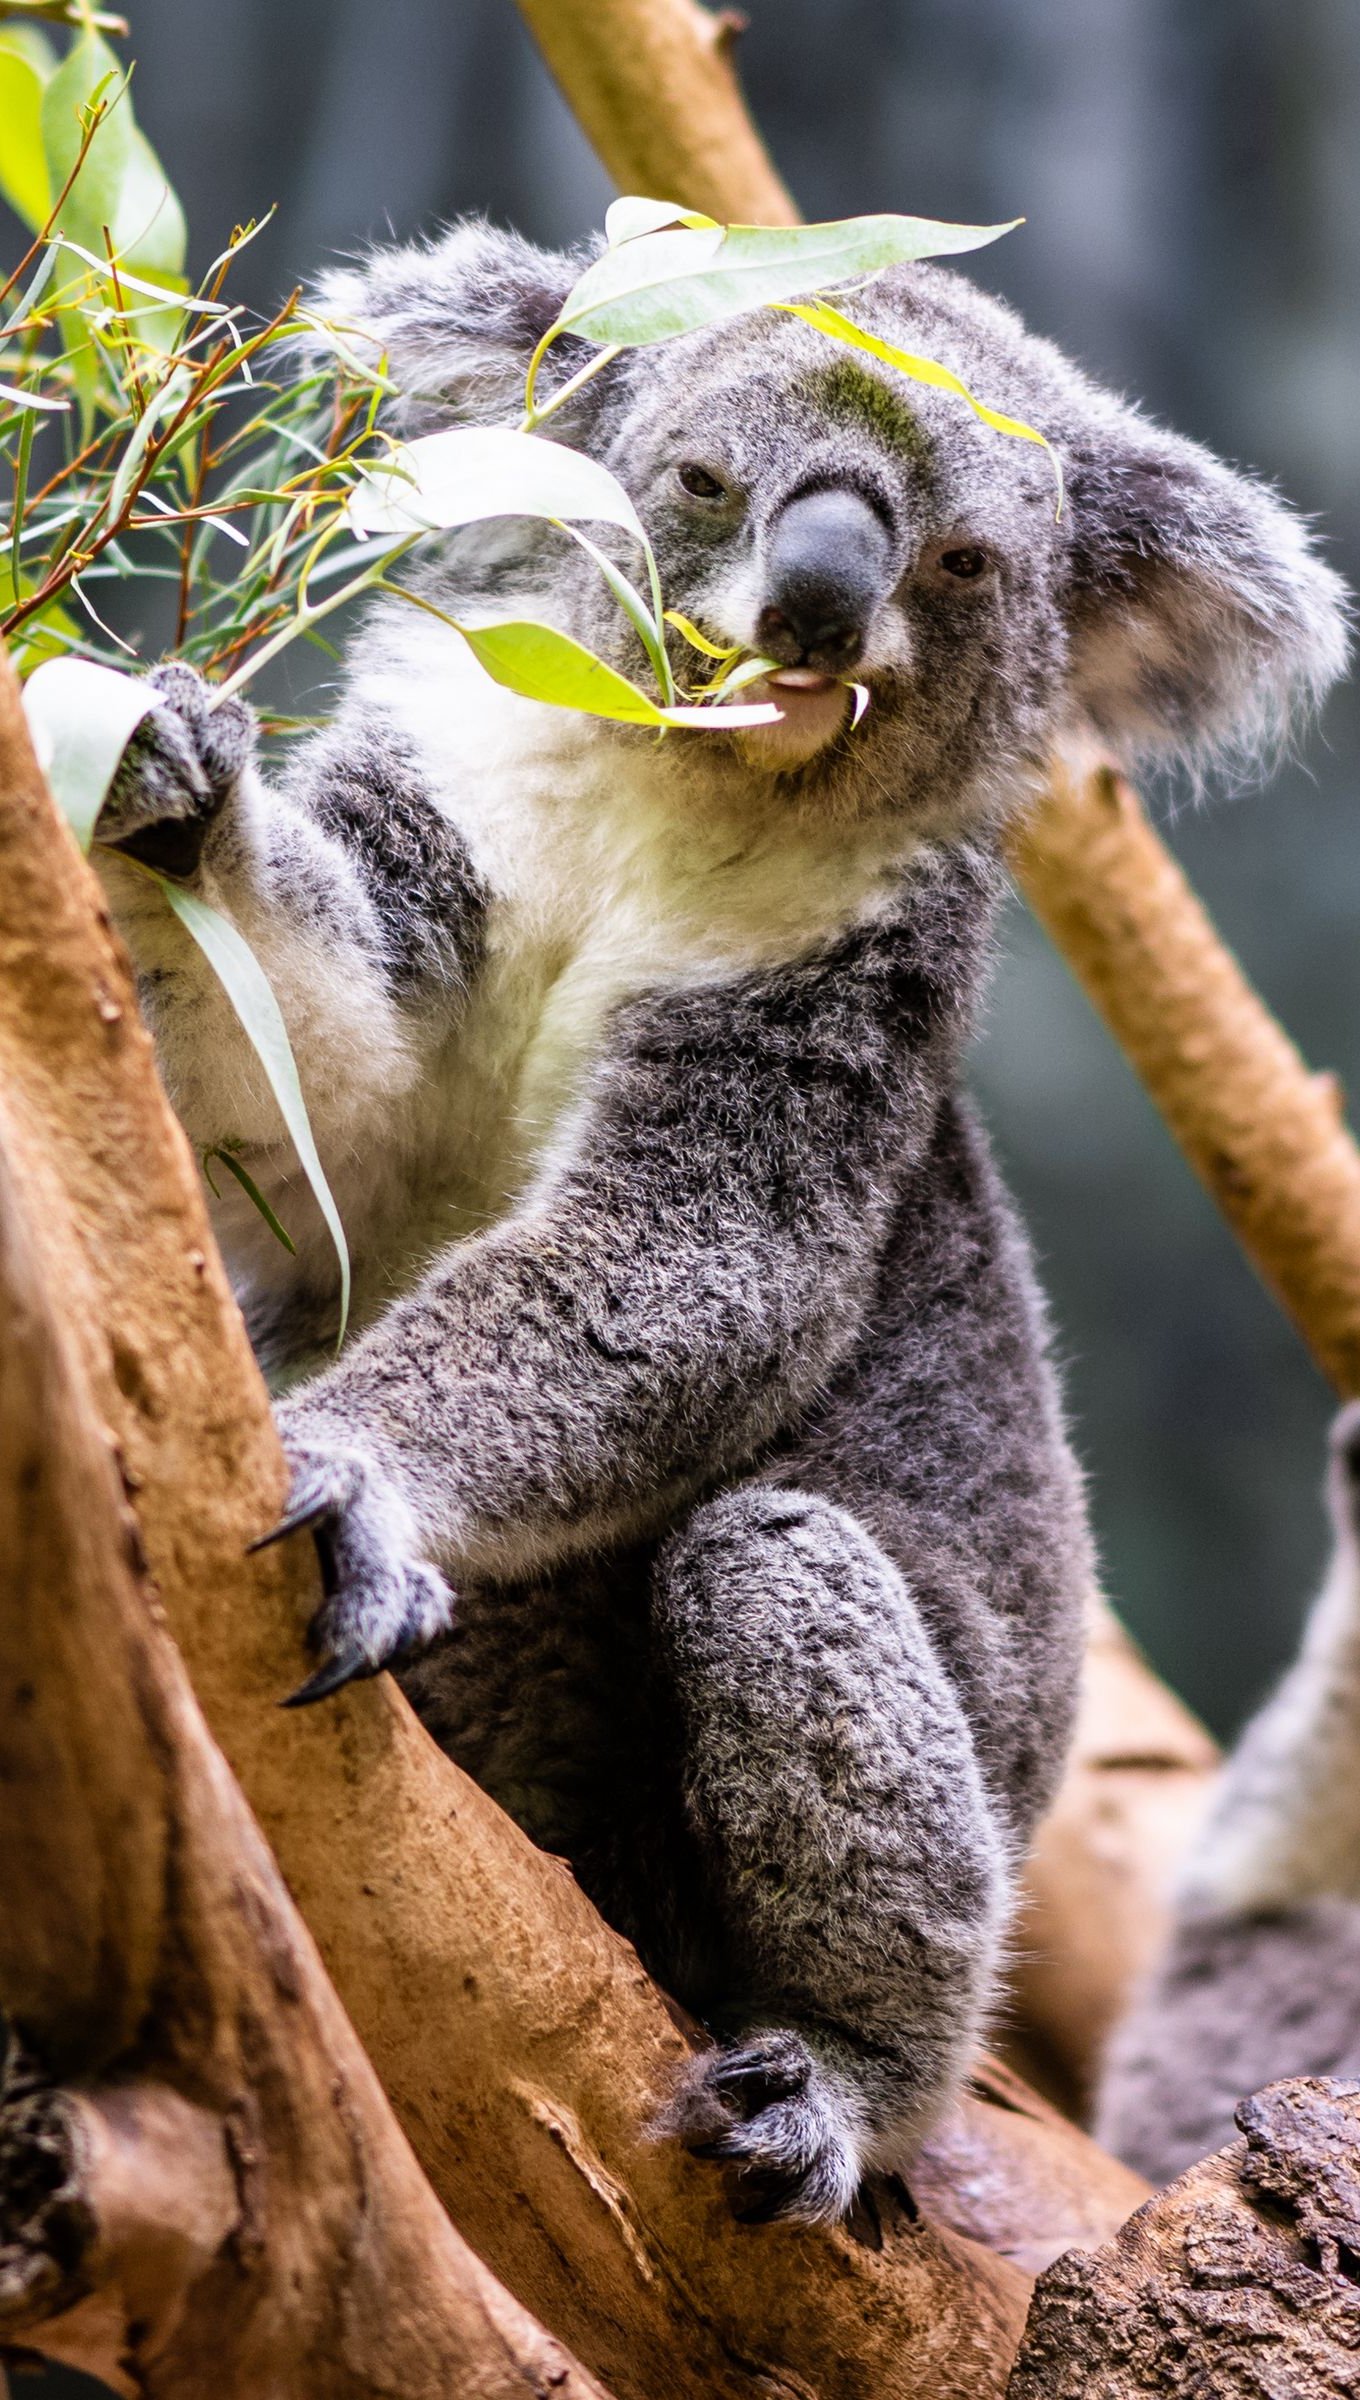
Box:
left=664, top=2029, right=862, bottom=2228
left=97, top=661, right=255, bottom=873
left=253, top=1434, right=454, bottom=1707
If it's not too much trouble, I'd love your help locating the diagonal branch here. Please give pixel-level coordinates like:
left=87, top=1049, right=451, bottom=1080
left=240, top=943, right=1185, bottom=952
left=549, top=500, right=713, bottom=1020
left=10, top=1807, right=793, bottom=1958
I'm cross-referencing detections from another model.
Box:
left=0, top=1111, right=612, bottom=2400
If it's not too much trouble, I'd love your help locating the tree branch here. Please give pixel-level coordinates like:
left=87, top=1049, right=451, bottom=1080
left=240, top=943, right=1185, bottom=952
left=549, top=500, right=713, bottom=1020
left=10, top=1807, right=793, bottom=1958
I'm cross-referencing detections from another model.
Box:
left=0, top=1117, right=613, bottom=2400
left=1008, top=2077, right=1360, bottom=2396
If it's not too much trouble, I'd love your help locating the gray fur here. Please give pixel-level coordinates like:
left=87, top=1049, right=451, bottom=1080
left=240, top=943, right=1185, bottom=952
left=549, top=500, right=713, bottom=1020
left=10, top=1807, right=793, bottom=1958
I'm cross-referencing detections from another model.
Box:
left=93, top=219, right=1348, bottom=2222
left=1098, top=1404, right=1360, bottom=2187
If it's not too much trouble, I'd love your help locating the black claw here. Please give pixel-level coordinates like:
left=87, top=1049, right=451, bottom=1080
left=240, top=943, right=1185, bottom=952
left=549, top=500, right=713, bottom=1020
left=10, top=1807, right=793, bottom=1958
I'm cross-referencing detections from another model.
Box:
left=732, top=2189, right=787, bottom=2226
left=685, top=2137, right=734, bottom=2162
left=279, top=1644, right=375, bottom=1708
left=247, top=1493, right=332, bottom=1554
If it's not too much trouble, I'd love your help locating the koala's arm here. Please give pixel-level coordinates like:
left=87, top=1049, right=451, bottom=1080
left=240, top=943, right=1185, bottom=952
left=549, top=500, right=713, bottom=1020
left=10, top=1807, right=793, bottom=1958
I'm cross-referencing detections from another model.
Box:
left=275, top=849, right=997, bottom=1694
left=94, top=665, right=485, bottom=1175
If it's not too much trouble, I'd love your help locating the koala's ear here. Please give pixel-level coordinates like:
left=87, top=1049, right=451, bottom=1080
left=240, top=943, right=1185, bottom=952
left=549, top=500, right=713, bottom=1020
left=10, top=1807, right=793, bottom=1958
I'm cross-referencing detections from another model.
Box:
left=311, top=219, right=595, bottom=434
left=1062, top=403, right=1349, bottom=765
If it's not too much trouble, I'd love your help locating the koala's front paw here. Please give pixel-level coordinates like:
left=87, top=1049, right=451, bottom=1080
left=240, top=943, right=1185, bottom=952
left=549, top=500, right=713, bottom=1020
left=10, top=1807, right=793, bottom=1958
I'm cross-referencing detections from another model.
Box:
left=251, top=1431, right=454, bottom=1707
left=663, top=2029, right=864, bottom=2227
left=97, top=662, right=256, bottom=878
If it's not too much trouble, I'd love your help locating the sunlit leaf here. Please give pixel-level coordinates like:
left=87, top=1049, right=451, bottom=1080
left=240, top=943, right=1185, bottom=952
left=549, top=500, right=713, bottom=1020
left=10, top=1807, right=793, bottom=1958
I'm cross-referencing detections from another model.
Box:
left=776, top=298, right=1062, bottom=508
left=604, top=194, right=718, bottom=246
left=21, top=652, right=152, bottom=847
left=664, top=608, right=740, bottom=662
left=0, top=377, right=69, bottom=410
left=457, top=617, right=671, bottom=720
left=0, top=40, right=52, bottom=230
left=553, top=211, right=1020, bottom=348
left=158, top=880, right=351, bottom=1344
left=456, top=616, right=777, bottom=729
left=348, top=423, right=649, bottom=552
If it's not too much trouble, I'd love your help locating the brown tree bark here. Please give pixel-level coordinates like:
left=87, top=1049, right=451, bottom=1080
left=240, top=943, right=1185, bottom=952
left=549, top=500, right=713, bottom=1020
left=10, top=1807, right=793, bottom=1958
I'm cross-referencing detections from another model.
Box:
left=0, top=1117, right=612, bottom=2400
left=1008, top=2077, right=1360, bottom=2396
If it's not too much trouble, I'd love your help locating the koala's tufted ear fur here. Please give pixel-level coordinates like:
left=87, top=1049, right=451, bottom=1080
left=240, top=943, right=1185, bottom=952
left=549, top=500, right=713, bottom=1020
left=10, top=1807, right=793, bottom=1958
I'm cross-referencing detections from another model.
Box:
left=311, top=219, right=596, bottom=436
left=1062, top=402, right=1350, bottom=767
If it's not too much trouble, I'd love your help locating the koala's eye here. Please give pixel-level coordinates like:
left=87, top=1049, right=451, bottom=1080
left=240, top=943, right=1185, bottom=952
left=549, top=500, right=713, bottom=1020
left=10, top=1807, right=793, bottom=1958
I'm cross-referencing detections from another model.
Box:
left=937, top=544, right=991, bottom=581
left=677, top=462, right=727, bottom=501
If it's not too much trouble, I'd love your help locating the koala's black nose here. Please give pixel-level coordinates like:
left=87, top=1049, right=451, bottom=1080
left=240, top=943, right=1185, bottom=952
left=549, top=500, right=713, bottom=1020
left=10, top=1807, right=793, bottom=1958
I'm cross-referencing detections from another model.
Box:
left=757, top=485, right=895, bottom=673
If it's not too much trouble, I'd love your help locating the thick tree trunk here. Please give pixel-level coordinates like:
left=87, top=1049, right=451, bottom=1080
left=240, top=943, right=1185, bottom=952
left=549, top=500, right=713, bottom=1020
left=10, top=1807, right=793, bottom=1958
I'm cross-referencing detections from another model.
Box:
left=0, top=1122, right=612, bottom=2400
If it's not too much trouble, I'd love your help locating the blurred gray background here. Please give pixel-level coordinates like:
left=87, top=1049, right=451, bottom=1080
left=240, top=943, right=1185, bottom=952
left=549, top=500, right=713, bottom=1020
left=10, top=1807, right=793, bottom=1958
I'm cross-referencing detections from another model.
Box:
left=7, top=2, right=1358, bottom=2392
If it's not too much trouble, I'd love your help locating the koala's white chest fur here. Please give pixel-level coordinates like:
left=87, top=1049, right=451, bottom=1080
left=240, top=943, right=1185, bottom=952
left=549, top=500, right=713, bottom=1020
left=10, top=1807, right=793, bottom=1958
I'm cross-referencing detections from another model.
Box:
left=357, top=623, right=920, bottom=1241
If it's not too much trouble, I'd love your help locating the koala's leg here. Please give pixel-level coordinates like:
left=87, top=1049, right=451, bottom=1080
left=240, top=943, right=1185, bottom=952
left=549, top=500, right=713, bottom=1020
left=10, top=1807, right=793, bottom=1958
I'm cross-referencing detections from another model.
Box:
left=1177, top=1401, right=1360, bottom=1919
left=1095, top=1403, right=1360, bottom=2184
left=652, top=1483, right=1008, bottom=2227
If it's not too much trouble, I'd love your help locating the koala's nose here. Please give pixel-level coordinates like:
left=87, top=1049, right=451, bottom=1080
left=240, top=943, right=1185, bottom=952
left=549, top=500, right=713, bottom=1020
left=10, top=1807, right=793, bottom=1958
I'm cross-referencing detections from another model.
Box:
left=757, top=486, right=895, bottom=674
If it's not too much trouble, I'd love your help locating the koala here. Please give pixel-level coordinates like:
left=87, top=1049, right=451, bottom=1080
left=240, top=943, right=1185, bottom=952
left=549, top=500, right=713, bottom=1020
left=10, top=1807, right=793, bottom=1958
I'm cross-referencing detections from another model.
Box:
left=93, top=220, right=1347, bottom=2226
left=1097, top=1404, right=1360, bottom=2188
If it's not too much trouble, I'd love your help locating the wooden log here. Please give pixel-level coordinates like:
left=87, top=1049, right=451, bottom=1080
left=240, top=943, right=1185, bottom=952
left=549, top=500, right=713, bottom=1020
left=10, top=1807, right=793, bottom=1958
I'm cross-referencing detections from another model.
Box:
left=0, top=1117, right=612, bottom=2400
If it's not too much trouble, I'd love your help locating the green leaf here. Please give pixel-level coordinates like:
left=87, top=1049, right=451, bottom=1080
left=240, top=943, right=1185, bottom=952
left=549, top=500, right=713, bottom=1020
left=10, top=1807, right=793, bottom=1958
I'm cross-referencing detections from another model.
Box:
left=458, top=618, right=671, bottom=720
left=552, top=211, right=1021, bottom=348
left=41, top=30, right=186, bottom=282
left=158, top=881, right=351, bottom=1345
left=202, top=1145, right=296, bottom=1255
left=347, top=424, right=650, bottom=552
left=21, top=653, right=153, bottom=848
left=0, top=40, right=52, bottom=230
left=776, top=299, right=1063, bottom=508
left=455, top=616, right=777, bottom=729
left=603, top=194, right=718, bottom=246
left=563, top=521, right=673, bottom=702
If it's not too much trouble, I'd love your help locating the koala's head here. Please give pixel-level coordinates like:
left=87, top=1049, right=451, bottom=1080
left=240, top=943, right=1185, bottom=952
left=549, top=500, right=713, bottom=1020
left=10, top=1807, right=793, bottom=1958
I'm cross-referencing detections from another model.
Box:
left=322, top=221, right=1348, bottom=831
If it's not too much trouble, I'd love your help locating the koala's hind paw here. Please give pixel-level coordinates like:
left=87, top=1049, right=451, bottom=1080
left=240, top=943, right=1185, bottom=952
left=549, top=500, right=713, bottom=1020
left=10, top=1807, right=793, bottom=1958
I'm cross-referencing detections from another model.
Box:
left=664, top=2029, right=864, bottom=2227
left=97, top=662, right=255, bottom=876
left=251, top=1434, right=454, bottom=1706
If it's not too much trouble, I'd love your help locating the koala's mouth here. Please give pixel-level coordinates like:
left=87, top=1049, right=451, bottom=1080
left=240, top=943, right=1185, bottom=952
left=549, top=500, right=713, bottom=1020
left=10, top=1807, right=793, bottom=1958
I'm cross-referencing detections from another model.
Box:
left=739, top=667, right=854, bottom=769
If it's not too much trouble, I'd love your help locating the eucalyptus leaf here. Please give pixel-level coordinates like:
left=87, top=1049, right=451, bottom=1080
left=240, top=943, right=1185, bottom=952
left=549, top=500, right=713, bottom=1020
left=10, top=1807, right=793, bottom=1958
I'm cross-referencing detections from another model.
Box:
left=457, top=617, right=671, bottom=721
left=0, top=377, right=69, bottom=410
left=40, top=31, right=130, bottom=254
left=553, top=211, right=1021, bottom=349
left=0, top=41, right=51, bottom=230
left=455, top=616, right=777, bottom=729
left=604, top=194, right=718, bottom=246
left=778, top=298, right=1062, bottom=506
left=348, top=424, right=650, bottom=552
left=158, top=880, right=351, bottom=1344
left=21, top=653, right=152, bottom=848
left=41, top=29, right=186, bottom=283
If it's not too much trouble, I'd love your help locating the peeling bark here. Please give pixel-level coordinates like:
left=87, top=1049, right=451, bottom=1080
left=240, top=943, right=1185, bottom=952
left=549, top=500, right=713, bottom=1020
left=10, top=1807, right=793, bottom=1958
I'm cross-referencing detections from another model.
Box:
left=1008, top=2078, right=1360, bottom=2397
